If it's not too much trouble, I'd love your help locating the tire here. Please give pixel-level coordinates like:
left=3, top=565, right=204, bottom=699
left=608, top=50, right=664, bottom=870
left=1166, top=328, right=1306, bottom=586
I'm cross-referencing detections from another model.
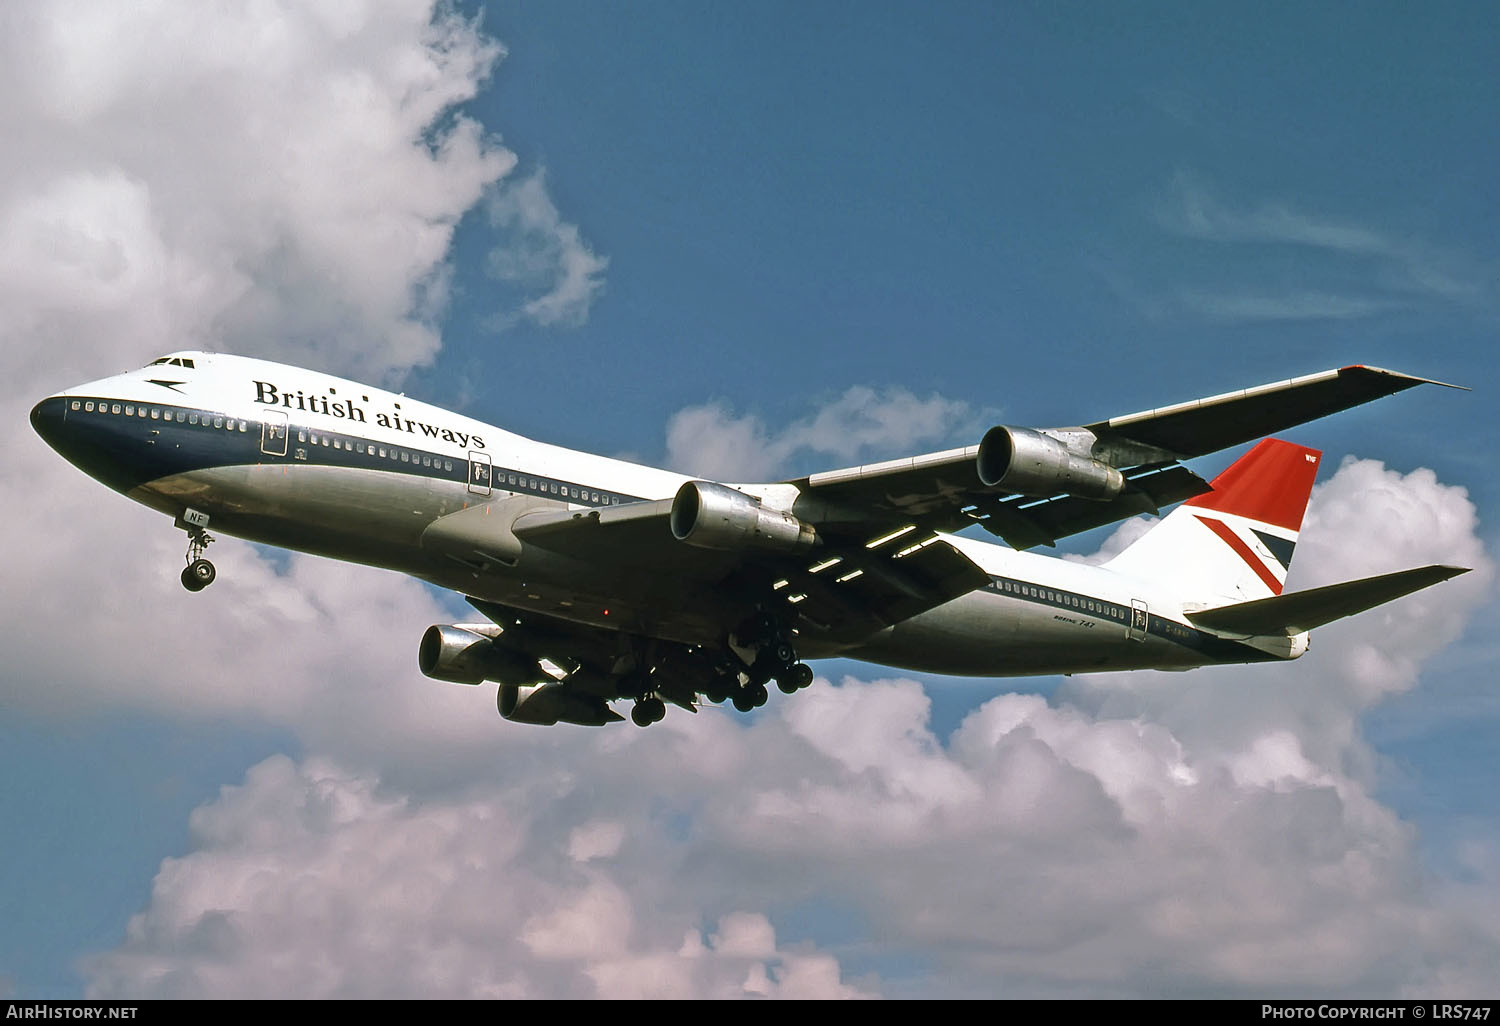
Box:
left=181, top=559, right=215, bottom=591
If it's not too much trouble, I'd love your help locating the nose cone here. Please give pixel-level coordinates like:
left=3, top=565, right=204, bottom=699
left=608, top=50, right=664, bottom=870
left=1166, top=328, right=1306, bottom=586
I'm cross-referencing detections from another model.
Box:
left=30, top=394, right=149, bottom=494
left=30, top=396, right=69, bottom=453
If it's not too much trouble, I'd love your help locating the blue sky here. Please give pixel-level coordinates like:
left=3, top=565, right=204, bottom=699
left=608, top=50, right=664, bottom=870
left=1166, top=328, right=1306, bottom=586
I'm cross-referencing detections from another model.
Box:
left=1, top=1, right=1496, bottom=998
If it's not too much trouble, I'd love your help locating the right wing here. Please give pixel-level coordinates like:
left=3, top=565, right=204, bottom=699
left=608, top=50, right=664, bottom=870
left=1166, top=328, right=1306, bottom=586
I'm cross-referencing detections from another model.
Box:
left=790, top=365, right=1460, bottom=549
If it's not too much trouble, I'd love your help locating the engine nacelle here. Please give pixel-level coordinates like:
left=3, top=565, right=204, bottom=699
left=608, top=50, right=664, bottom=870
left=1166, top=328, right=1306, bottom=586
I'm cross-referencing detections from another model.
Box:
left=671, top=481, right=817, bottom=552
left=418, top=625, right=543, bottom=686
left=976, top=426, right=1125, bottom=501
left=498, top=681, right=620, bottom=726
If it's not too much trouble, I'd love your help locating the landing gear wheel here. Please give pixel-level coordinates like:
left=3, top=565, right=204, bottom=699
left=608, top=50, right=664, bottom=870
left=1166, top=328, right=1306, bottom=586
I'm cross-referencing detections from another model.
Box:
left=181, top=558, right=216, bottom=592
left=631, top=696, right=667, bottom=727
left=731, top=690, right=756, bottom=713
left=790, top=663, right=814, bottom=689
left=748, top=682, right=768, bottom=708
left=180, top=517, right=217, bottom=592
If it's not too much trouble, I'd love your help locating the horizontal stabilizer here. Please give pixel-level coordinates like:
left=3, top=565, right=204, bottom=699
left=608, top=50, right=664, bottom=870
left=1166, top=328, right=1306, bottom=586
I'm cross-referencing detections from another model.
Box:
left=1186, top=565, right=1469, bottom=636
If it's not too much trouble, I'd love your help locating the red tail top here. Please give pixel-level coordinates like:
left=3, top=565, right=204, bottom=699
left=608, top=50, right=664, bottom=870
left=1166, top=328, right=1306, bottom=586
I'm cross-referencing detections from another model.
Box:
left=1185, top=438, right=1322, bottom=531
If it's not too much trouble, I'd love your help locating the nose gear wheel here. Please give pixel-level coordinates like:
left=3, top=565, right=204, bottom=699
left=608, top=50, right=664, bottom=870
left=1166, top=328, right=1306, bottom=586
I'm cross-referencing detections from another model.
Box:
left=180, top=524, right=216, bottom=592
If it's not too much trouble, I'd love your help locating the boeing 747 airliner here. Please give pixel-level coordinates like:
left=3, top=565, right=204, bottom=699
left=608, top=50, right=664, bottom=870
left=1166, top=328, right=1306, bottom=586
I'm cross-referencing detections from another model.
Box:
left=31, top=354, right=1466, bottom=727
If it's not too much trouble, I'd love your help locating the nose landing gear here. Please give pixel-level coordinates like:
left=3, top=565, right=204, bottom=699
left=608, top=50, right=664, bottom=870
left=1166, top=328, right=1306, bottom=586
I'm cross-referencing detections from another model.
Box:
left=177, top=510, right=216, bottom=592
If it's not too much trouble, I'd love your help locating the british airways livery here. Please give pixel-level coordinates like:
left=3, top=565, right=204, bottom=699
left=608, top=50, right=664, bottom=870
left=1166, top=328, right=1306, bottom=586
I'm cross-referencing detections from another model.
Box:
left=31, top=354, right=1467, bottom=728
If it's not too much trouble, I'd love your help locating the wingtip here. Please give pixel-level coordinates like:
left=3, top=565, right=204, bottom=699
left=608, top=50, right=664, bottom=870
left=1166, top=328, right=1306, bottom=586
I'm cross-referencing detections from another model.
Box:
left=1340, top=365, right=1471, bottom=391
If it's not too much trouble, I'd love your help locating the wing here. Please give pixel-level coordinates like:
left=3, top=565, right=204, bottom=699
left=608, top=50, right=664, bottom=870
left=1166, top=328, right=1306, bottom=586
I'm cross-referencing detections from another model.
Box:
left=510, top=502, right=990, bottom=646
left=1081, top=364, right=1461, bottom=459
left=791, top=365, right=1459, bottom=549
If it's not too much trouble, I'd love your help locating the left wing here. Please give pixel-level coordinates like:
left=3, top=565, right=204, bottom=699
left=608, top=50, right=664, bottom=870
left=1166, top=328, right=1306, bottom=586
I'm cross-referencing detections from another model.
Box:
left=790, top=365, right=1459, bottom=549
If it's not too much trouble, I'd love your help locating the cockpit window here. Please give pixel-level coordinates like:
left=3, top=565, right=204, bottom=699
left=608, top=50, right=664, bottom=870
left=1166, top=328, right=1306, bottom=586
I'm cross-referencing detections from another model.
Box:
left=147, top=356, right=196, bottom=368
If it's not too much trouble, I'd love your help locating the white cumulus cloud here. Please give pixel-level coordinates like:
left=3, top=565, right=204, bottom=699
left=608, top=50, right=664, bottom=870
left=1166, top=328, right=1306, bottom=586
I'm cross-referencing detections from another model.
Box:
left=0, top=0, right=514, bottom=388
left=665, top=385, right=977, bottom=481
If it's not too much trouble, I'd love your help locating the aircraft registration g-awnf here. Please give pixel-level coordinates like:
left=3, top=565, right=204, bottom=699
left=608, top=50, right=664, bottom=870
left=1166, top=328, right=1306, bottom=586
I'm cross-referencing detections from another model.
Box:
left=32, top=355, right=1468, bottom=728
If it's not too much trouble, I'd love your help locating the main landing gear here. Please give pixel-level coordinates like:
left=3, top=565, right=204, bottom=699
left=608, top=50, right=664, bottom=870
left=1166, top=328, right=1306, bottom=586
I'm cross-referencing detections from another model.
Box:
left=178, top=512, right=216, bottom=592
left=620, top=613, right=816, bottom=728
left=693, top=610, right=815, bottom=719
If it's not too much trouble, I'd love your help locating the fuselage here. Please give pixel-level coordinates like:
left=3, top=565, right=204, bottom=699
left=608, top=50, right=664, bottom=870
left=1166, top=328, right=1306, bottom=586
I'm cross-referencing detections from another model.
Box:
left=31, top=352, right=1295, bottom=679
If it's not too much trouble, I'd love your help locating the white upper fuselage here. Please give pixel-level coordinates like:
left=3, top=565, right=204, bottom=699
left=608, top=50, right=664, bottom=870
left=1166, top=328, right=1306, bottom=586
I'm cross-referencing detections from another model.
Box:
left=31, top=352, right=1297, bottom=678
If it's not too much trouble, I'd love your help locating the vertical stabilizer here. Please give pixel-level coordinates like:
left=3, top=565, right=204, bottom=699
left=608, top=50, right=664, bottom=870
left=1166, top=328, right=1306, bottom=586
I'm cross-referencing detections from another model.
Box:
left=1103, top=438, right=1321, bottom=604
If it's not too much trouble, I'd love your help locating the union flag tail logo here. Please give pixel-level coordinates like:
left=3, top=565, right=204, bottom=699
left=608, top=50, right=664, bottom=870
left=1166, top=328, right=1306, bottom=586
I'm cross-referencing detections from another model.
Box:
left=1105, top=438, right=1321, bottom=603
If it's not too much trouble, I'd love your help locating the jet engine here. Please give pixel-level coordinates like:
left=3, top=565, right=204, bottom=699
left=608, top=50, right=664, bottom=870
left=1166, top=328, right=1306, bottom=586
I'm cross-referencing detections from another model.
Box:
left=497, top=681, right=620, bottom=726
left=976, top=426, right=1124, bottom=501
left=671, top=481, right=818, bottom=552
left=418, top=625, right=544, bottom=686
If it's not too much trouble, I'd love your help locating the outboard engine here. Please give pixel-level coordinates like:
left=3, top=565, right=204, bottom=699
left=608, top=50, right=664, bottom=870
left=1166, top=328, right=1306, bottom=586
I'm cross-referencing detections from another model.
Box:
left=976, top=426, right=1124, bottom=500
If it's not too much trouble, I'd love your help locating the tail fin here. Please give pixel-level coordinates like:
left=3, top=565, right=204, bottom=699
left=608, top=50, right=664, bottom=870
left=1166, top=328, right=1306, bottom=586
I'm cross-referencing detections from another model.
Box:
left=1104, top=438, right=1322, bottom=604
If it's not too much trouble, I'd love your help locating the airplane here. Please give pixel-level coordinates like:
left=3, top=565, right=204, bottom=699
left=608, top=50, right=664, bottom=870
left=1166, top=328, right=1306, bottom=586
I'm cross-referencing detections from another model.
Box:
left=30, top=354, right=1468, bottom=728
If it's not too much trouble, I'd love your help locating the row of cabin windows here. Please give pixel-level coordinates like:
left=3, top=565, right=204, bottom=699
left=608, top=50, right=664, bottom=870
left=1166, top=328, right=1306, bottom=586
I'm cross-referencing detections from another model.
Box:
left=999, top=579, right=1121, bottom=619
left=74, top=399, right=248, bottom=432
left=296, top=429, right=457, bottom=473
left=496, top=472, right=621, bottom=505
left=73, top=398, right=627, bottom=506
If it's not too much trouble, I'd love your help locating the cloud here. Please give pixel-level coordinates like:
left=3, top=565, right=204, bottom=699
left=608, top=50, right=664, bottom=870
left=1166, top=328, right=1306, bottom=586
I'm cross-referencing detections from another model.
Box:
left=84, top=754, right=875, bottom=999
left=665, top=386, right=977, bottom=481
left=1144, top=172, right=1493, bottom=325
left=0, top=0, right=512, bottom=389
left=484, top=169, right=609, bottom=329
left=1175, top=289, right=1403, bottom=322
